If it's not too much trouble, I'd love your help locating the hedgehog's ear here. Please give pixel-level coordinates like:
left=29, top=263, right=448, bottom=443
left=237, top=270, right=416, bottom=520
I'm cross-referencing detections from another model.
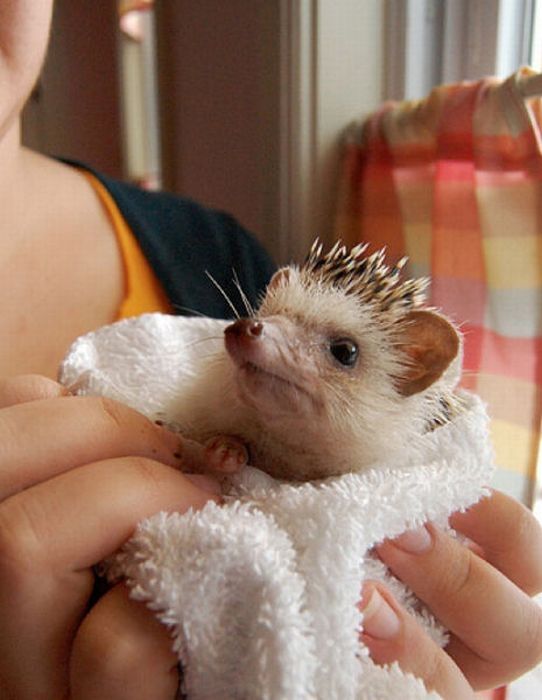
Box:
left=395, top=310, right=460, bottom=397
left=267, top=267, right=291, bottom=291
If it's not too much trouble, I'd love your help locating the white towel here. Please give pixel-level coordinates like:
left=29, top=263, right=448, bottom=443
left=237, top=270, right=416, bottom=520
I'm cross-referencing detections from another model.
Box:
left=60, top=313, right=494, bottom=700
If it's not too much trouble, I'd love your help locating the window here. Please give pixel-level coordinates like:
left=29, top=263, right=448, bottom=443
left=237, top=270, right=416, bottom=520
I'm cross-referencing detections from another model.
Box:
left=385, top=0, right=539, bottom=101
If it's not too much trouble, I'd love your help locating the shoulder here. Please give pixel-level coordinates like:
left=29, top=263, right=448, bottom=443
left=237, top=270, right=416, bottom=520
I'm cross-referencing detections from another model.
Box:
left=64, top=160, right=277, bottom=318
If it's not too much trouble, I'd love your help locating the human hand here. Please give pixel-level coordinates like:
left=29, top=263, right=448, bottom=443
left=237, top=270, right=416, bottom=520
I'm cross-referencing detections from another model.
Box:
left=0, top=374, right=224, bottom=699
left=360, top=490, right=542, bottom=699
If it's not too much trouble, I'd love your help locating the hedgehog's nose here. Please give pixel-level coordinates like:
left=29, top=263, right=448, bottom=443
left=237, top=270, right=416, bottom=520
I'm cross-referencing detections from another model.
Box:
left=225, top=319, right=264, bottom=339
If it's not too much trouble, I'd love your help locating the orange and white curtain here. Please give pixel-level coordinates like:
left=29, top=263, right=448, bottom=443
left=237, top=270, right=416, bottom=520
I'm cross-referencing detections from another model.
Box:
left=336, top=67, right=542, bottom=508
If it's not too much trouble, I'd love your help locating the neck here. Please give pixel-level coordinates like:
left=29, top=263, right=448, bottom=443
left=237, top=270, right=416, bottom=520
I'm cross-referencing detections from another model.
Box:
left=0, top=120, right=34, bottom=238
left=0, top=117, right=21, bottom=174
left=0, top=120, right=72, bottom=251
left=0, top=118, right=125, bottom=378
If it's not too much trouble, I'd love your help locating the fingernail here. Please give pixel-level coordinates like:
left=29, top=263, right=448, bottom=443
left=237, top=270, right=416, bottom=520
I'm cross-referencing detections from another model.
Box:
left=183, top=473, right=223, bottom=495
left=361, top=587, right=401, bottom=639
left=392, top=525, right=432, bottom=554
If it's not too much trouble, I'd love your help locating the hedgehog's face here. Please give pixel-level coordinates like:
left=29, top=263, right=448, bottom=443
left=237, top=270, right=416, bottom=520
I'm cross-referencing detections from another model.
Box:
left=228, top=264, right=460, bottom=423
left=223, top=263, right=461, bottom=478
left=224, top=313, right=334, bottom=420
left=224, top=268, right=396, bottom=425
left=223, top=307, right=377, bottom=479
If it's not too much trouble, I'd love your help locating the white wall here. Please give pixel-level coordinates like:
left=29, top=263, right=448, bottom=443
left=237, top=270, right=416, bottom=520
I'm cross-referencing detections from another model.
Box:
left=306, top=0, right=384, bottom=260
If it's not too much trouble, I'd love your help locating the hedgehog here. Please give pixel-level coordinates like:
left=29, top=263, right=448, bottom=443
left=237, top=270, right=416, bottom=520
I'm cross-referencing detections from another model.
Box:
left=169, top=240, right=462, bottom=481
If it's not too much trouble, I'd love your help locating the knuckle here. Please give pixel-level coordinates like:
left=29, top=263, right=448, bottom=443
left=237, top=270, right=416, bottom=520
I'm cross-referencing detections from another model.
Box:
left=87, top=398, right=175, bottom=466
left=126, top=455, right=171, bottom=495
left=0, top=374, right=65, bottom=406
left=493, top=500, right=533, bottom=557
left=522, top=601, right=542, bottom=668
left=513, top=501, right=535, bottom=544
left=420, top=649, right=449, bottom=695
left=435, top=542, right=474, bottom=600
left=496, top=599, right=542, bottom=675
left=74, top=610, right=142, bottom=680
left=94, top=397, right=157, bottom=444
left=0, top=501, right=43, bottom=582
left=72, top=593, right=176, bottom=686
left=97, top=396, right=130, bottom=430
left=0, top=413, right=21, bottom=474
left=516, top=508, right=542, bottom=590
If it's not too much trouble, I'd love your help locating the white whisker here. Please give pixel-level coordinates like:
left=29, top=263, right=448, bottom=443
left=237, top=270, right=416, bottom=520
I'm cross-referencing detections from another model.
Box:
left=172, top=304, right=209, bottom=319
left=181, top=335, right=225, bottom=351
left=232, top=268, right=254, bottom=316
left=205, top=271, right=241, bottom=319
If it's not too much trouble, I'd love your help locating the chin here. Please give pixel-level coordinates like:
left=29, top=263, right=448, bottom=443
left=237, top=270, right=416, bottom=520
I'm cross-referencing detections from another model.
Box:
left=236, top=364, right=319, bottom=418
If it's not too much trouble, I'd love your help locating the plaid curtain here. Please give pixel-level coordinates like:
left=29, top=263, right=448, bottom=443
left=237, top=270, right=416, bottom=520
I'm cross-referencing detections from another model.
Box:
left=336, top=67, right=542, bottom=508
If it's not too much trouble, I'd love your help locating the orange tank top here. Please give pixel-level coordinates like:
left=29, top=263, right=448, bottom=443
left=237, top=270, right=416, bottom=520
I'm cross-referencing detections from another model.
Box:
left=81, top=170, right=173, bottom=319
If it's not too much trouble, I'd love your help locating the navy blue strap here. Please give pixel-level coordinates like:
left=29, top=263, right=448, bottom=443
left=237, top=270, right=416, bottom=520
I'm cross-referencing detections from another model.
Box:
left=64, top=160, right=277, bottom=319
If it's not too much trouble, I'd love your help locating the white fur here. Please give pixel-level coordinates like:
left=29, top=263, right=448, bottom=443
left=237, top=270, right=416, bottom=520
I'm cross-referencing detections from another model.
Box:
left=60, top=312, right=494, bottom=700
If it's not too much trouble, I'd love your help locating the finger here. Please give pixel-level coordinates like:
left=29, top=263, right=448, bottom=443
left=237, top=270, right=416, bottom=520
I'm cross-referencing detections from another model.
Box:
left=0, top=458, right=218, bottom=698
left=360, top=582, right=473, bottom=699
left=376, top=524, right=542, bottom=689
left=0, top=395, right=187, bottom=498
left=0, top=456, right=220, bottom=572
left=0, top=374, right=68, bottom=408
left=71, top=583, right=178, bottom=700
left=450, top=489, right=542, bottom=595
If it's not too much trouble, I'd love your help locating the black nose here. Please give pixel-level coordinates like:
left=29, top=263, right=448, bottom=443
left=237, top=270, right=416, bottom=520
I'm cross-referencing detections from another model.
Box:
left=225, top=319, right=264, bottom=338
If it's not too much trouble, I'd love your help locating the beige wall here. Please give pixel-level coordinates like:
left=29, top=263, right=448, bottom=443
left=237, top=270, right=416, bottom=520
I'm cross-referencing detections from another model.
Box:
left=22, top=1, right=123, bottom=178
left=155, top=1, right=384, bottom=263
left=23, top=1, right=282, bottom=254
left=20, top=1, right=384, bottom=263
left=156, top=1, right=282, bottom=254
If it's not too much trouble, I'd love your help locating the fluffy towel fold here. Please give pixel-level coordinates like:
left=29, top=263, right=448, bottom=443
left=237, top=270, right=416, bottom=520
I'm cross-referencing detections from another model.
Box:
left=60, top=313, right=495, bottom=700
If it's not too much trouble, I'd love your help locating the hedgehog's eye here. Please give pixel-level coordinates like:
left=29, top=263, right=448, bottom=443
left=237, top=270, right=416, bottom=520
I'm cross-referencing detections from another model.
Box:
left=329, top=338, right=359, bottom=367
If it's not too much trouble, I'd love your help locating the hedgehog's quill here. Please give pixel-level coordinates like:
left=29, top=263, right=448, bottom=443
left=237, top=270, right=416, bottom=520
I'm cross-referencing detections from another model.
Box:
left=169, top=240, right=463, bottom=481
left=59, top=241, right=494, bottom=700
